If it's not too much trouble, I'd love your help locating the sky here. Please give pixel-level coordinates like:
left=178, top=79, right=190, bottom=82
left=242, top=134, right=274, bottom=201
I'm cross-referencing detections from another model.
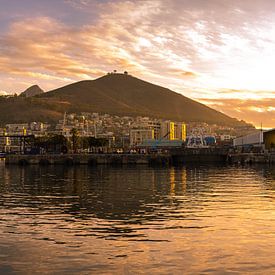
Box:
left=0, top=0, right=274, bottom=128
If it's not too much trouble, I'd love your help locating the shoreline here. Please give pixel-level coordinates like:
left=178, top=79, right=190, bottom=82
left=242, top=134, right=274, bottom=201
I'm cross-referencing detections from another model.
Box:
left=2, top=151, right=275, bottom=166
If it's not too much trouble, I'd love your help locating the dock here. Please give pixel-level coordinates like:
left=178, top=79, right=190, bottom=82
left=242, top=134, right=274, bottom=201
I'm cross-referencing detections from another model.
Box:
left=3, top=149, right=275, bottom=166
left=4, top=153, right=171, bottom=166
left=228, top=152, right=275, bottom=164
left=171, top=147, right=229, bottom=163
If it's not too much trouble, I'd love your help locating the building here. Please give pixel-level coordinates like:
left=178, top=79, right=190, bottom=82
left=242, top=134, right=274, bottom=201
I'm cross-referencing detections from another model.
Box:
left=220, top=134, right=233, bottom=141
left=5, top=123, right=28, bottom=135
left=137, top=139, right=183, bottom=149
left=161, top=121, right=186, bottom=141
left=178, top=123, right=187, bottom=141
left=130, top=120, right=186, bottom=147
left=263, top=129, right=275, bottom=149
left=0, top=135, right=23, bottom=153
left=147, top=120, right=161, bottom=139
left=130, top=129, right=154, bottom=146
left=0, top=136, right=10, bottom=152
left=233, top=129, right=275, bottom=150
left=233, top=131, right=262, bottom=147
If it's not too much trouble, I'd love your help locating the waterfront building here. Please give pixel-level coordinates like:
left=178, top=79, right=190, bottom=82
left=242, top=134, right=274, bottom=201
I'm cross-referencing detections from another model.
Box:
left=137, top=139, right=183, bottom=150
left=5, top=123, right=28, bottom=135
left=161, top=121, right=175, bottom=140
left=160, top=121, right=186, bottom=141
left=0, top=111, right=248, bottom=152
left=130, top=129, right=155, bottom=146
left=0, top=135, right=22, bottom=153
left=233, top=128, right=275, bottom=150
left=30, top=122, right=44, bottom=131
left=130, top=120, right=186, bottom=147
left=0, top=135, right=10, bottom=152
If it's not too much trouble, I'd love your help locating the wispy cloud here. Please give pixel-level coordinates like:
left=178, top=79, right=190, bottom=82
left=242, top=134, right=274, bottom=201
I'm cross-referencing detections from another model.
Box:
left=0, top=0, right=275, bottom=126
left=199, top=98, right=275, bottom=128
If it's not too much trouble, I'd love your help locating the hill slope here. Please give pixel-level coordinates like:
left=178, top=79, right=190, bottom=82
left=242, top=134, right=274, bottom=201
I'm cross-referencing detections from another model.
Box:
left=0, top=74, right=247, bottom=126
left=20, top=85, right=44, bottom=97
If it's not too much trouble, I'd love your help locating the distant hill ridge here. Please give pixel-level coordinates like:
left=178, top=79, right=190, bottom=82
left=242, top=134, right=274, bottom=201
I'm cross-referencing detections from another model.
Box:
left=0, top=73, right=249, bottom=127
left=20, top=85, right=44, bottom=97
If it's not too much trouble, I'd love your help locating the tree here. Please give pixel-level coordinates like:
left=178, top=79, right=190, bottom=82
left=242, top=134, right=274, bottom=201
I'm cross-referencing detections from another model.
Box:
left=49, top=134, right=68, bottom=153
left=70, top=128, right=79, bottom=153
left=33, top=134, right=68, bottom=153
left=87, top=137, right=108, bottom=148
left=81, top=136, right=90, bottom=150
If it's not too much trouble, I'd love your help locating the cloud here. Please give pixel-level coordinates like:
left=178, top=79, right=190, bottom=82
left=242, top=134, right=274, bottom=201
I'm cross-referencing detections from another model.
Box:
left=0, top=17, right=105, bottom=79
left=0, top=1, right=202, bottom=86
left=1, top=0, right=275, bottom=90
left=181, top=71, right=197, bottom=78
left=168, top=69, right=197, bottom=78
left=198, top=98, right=275, bottom=128
left=64, top=0, right=102, bottom=10
left=0, top=0, right=275, bottom=126
left=0, top=90, right=8, bottom=96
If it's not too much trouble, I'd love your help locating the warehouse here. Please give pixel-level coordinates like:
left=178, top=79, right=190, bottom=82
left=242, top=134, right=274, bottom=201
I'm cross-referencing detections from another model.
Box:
left=233, top=129, right=275, bottom=150
left=263, top=128, right=275, bottom=149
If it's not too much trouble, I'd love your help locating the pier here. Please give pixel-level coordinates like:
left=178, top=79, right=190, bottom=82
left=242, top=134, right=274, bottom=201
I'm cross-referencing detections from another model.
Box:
left=3, top=149, right=275, bottom=166
left=4, top=153, right=171, bottom=166
left=171, top=147, right=229, bottom=163
left=4, top=148, right=228, bottom=166
left=228, top=152, right=275, bottom=165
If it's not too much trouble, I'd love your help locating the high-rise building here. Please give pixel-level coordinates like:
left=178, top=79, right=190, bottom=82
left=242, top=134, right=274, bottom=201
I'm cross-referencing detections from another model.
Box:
left=160, top=121, right=186, bottom=141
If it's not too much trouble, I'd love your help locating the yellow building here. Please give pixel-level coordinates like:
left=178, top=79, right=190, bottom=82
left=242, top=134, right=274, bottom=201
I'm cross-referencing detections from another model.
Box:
left=263, top=129, right=275, bottom=149
left=161, top=121, right=186, bottom=141
left=181, top=124, right=187, bottom=141
left=169, top=122, right=175, bottom=140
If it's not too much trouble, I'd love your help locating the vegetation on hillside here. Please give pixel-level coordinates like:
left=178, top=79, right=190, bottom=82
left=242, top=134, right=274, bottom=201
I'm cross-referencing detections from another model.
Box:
left=0, top=74, right=250, bottom=127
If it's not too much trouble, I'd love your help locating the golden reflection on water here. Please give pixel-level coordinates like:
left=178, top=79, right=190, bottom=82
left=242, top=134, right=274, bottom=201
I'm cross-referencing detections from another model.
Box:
left=169, top=167, right=176, bottom=196
left=0, top=164, right=274, bottom=274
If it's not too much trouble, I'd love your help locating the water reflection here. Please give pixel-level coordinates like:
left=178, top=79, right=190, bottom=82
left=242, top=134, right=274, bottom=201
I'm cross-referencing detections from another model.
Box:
left=0, top=164, right=274, bottom=274
left=1, top=166, right=190, bottom=221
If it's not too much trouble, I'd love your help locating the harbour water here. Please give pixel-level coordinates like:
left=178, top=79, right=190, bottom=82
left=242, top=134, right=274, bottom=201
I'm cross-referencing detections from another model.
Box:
left=0, top=163, right=274, bottom=274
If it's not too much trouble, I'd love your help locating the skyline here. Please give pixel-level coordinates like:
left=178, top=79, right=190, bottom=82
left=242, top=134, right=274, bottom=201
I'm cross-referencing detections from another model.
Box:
left=0, top=0, right=274, bottom=128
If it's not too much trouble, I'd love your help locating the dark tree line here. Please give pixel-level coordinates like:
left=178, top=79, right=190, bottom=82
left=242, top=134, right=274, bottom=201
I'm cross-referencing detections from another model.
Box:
left=29, top=129, right=108, bottom=154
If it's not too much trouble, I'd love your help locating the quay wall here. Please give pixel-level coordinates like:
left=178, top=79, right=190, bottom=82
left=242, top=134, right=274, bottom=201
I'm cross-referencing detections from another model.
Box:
left=4, top=151, right=275, bottom=166
left=5, top=154, right=171, bottom=166
left=5, top=149, right=229, bottom=166
left=171, top=148, right=229, bottom=163
left=228, top=152, right=275, bottom=164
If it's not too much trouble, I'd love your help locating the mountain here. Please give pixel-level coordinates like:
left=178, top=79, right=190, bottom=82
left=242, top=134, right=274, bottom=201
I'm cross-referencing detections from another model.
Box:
left=20, top=85, right=44, bottom=97
left=0, top=73, right=249, bottom=127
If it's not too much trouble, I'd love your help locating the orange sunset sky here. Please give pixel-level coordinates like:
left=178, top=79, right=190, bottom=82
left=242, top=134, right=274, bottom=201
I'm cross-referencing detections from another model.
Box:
left=0, top=0, right=274, bottom=128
